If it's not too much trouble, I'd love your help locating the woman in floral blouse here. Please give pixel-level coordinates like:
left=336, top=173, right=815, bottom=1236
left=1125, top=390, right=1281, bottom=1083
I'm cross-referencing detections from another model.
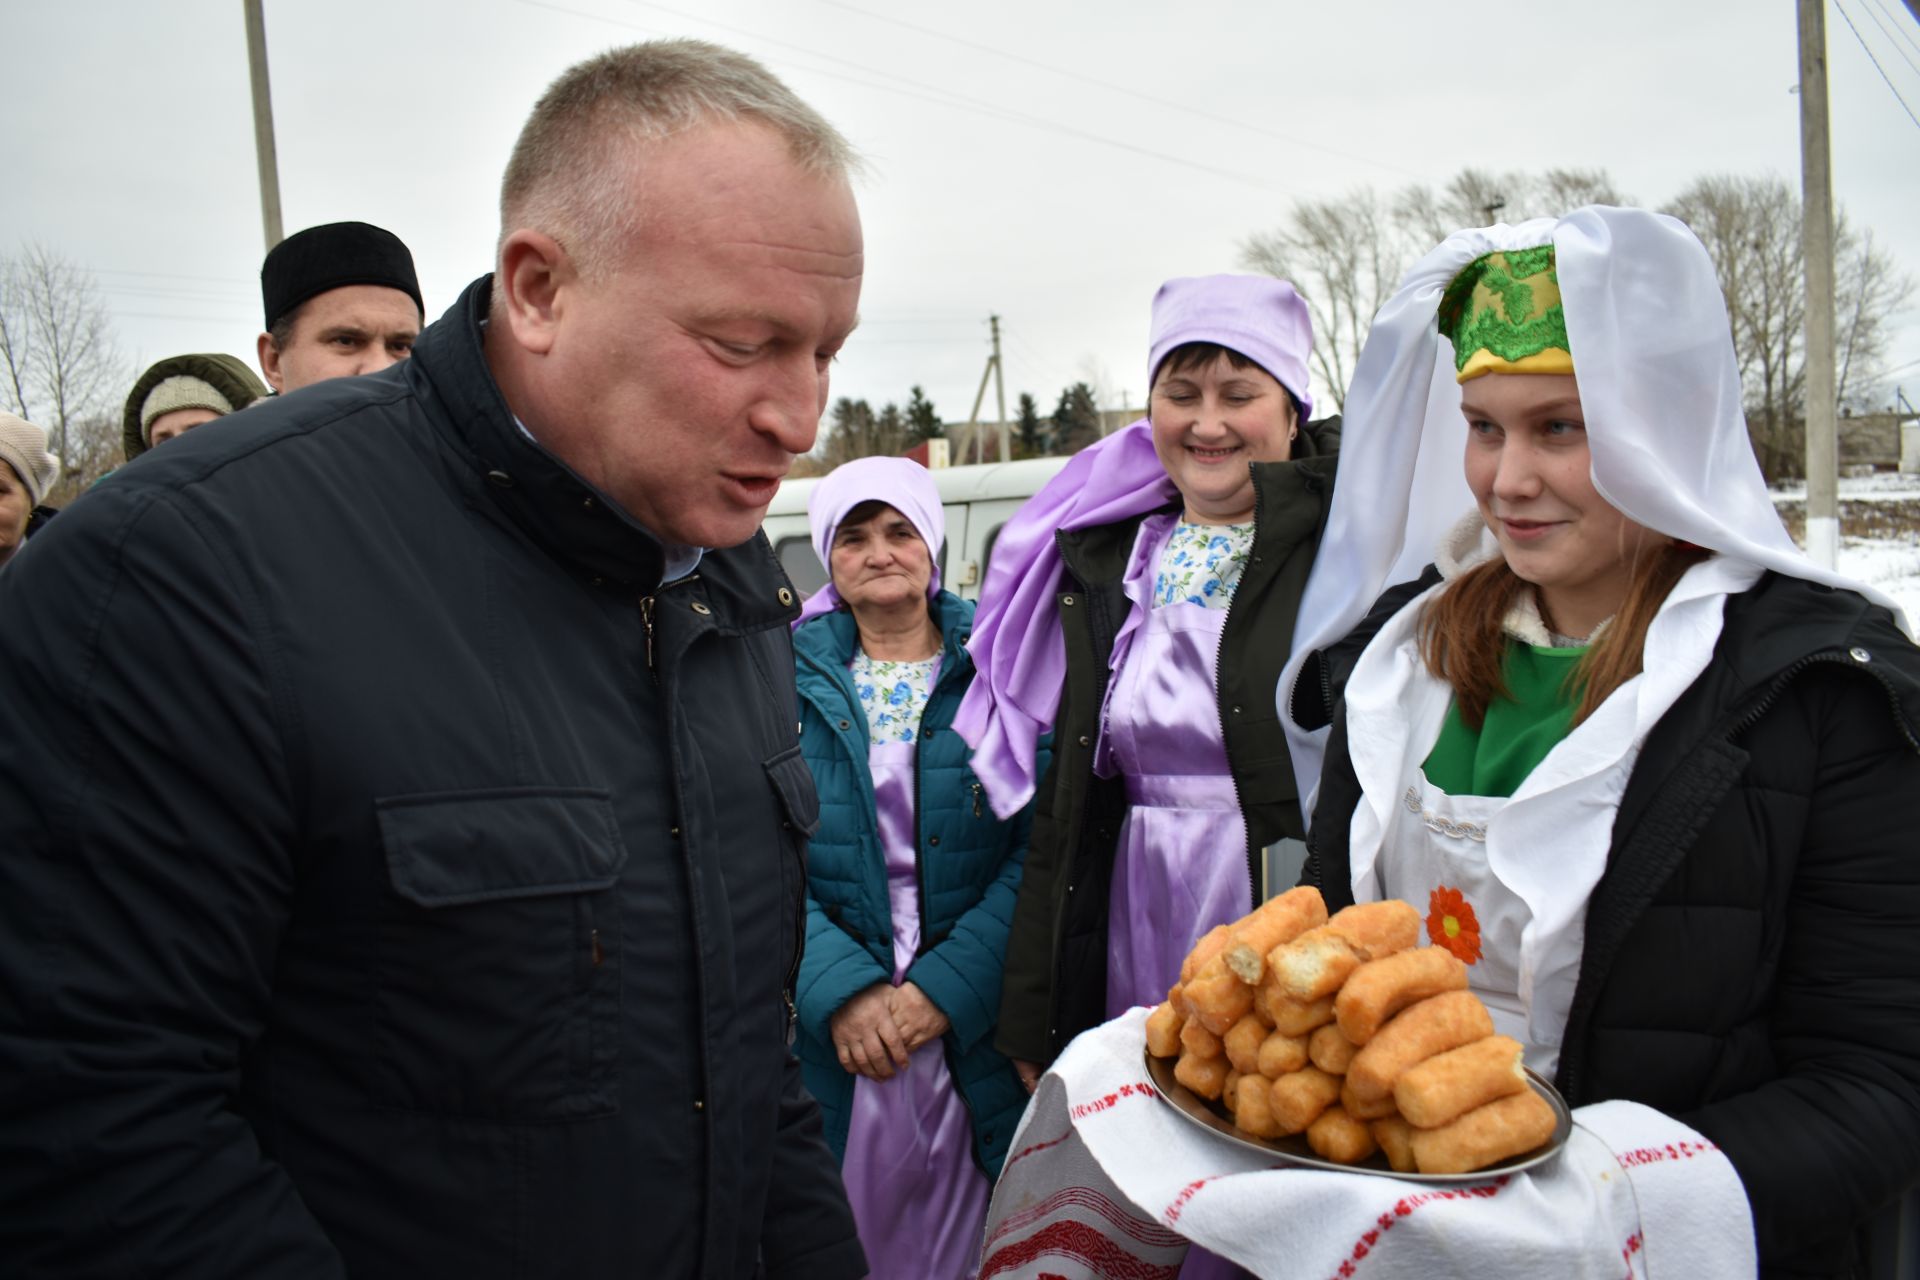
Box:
left=790, top=456, right=1042, bottom=1279
left=956, top=275, right=1342, bottom=1103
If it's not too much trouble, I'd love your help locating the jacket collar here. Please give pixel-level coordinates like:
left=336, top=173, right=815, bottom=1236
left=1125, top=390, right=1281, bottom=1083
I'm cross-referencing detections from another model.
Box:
left=794, top=590, right=974, bottom=672
left=407, top=275, right=674, bottom=594
left=1055, top=414, right=1338, bottom=591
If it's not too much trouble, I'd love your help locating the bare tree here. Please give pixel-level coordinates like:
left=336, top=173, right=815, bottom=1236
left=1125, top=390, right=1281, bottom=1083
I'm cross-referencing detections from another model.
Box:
left=0, top=245, right=124, bottom=476
left=1834, top=226, right=1916, bottom=413
left=1663, top=174, right=1911, bottom=479
left=1241, top=188, right=1403, bottom=412
left=1244, top=169, right=1634, bottom=412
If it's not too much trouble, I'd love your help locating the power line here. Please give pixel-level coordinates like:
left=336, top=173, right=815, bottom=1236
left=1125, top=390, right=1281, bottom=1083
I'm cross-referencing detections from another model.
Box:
left=813, top=0, right=1431, bottom=183
left=504, top=0, right=1310, bottom=192
left=1864, top=0, right=1920, bottom=62
left=1856, top=0, right=1920, bottom=78
left=1834, top=0, right=1920, bottom=130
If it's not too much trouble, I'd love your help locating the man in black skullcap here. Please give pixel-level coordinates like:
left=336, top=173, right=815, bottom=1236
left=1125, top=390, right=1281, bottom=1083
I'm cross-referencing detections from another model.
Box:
left=256, top=221, right=425, bottom=394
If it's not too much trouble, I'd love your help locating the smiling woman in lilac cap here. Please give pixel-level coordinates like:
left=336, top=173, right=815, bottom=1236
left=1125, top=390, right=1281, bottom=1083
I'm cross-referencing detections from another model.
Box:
left=956, top=275, right=1340, bottom=1110
left=790, top=455, right=1044, bottom=1279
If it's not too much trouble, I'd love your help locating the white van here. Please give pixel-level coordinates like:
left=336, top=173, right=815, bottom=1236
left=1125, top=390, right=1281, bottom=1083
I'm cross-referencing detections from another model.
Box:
left=761, top=455, right=1073, bottom=602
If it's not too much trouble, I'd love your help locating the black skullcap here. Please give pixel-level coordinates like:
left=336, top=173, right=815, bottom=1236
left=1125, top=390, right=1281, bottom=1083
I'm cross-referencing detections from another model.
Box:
left=260, top=221, right=423, bottom=330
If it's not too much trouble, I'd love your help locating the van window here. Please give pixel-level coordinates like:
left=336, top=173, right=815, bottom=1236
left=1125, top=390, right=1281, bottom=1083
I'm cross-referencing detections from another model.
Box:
left=776, top=537, right=828, bottom=596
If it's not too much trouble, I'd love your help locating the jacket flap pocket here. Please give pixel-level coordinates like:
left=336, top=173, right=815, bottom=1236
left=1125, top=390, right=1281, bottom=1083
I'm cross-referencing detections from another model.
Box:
left=764, top=747, right=821, bottom=837
left=377, top=788, right=628, bottom=908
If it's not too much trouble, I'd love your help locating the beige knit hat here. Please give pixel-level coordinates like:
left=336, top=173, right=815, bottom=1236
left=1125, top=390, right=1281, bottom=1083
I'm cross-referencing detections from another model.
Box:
left=0, top=412, right=61, bottom=506
left=140, top=375, right=235, bottom=444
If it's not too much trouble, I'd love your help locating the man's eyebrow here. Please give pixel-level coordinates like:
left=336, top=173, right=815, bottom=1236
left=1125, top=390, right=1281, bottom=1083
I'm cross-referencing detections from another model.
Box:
left=315, top=326, right=371, bottom=342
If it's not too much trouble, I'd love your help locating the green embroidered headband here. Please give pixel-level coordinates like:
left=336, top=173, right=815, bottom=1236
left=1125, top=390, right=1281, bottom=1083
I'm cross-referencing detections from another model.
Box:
left=1435, top=245, right=1573, bottom=383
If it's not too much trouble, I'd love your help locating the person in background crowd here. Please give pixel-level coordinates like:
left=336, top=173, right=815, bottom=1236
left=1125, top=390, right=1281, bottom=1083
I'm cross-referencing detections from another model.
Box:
left=121, top=353, right=270, bottom=459
left=257, top=220, right=424, bottom=394
left=791, top=456, right=1040, bottom=1279
left=1294, top=205, right=1920, bottom=1277
left=0, top=39, right=865, bottom=1279
left=0, top=412, right=60, bottom=567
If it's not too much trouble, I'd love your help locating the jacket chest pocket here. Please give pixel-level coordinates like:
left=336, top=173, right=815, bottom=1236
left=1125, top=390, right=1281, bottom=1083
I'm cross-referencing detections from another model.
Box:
left=764, top=747, right=820, bottom=1033
left=373, top=788, right=626, bottom=1120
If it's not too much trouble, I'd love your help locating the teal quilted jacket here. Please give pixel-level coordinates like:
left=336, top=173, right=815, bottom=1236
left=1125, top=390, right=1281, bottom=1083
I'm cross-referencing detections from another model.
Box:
left=792, top=592, right=1044, bottom=1178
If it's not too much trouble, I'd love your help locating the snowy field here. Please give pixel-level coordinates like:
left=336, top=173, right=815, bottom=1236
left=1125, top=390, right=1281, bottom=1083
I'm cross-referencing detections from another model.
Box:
left=1772, top=471, right=1920, bottom=630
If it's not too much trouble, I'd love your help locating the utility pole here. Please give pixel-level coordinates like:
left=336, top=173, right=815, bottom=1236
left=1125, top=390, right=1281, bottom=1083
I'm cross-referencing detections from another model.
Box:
left=244, top=0, right=285, bottom=250
left=964, top=314, right=1008, bottom=464
left=1798, top=0, right=1839, bottom=568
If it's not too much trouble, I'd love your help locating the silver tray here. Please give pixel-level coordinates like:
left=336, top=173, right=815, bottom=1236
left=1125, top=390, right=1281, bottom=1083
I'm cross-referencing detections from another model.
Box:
left=1143, top=1048, right=1571, bottom=1183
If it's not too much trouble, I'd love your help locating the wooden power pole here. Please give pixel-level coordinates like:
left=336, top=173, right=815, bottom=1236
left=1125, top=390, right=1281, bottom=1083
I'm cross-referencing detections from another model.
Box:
left=1798, top=0, right=1839, bottom=569
left=964, top=314, right=1009, bottom=464
left=244, top=0, right=285, bottom=250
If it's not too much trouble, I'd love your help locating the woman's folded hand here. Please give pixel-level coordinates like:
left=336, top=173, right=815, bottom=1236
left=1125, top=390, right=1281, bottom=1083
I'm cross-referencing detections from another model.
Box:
left=889, top=981, right=952, bottom=1054
left=830, top=983, right=911, bottom=1079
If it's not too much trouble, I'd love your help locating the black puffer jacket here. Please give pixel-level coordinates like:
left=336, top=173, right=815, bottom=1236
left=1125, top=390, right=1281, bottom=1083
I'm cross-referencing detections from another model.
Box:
left=1302, top=569, right=1920, bottom=1278
left=996, top=419, right=1337, bottom=1065
left=0, top=278, right=863, bottom=1279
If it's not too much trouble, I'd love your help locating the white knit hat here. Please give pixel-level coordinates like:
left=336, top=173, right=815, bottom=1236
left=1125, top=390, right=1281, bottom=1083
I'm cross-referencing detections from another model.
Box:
left=0, top=412, right=61, bottom=506
left=140, top=375, right=235, bottom=443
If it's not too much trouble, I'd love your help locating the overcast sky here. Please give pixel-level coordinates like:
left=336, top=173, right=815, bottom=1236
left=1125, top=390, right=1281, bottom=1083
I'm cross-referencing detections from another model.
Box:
left=5, top=0, right=1918, bottom=431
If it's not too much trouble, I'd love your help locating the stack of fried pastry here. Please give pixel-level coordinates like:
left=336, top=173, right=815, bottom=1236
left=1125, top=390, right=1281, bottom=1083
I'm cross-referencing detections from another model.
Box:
left=1144, top=886, right=1557, bottom=1176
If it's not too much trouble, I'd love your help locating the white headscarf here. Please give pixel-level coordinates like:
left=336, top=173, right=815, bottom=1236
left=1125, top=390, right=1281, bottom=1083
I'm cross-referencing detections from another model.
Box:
left=1281, top=205, right=1910, bottom=799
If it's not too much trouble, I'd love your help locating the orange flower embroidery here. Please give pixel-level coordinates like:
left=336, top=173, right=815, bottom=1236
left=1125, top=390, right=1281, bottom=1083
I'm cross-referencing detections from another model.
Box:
left=1427, top=886, right=1482, bottom=965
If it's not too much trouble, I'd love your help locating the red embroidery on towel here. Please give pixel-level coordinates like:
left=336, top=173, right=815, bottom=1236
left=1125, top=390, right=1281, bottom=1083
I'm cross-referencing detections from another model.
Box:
left=978, top=1219, right=1180, bottom=1280
left=1070, top=1080, right=1155, bottom=1121
left=1323, top=1177, right=1512, bottom=1279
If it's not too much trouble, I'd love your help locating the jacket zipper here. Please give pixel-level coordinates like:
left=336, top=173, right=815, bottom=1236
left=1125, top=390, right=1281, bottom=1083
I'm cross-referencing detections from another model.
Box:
left=1218, top=466, right=1260, bottom=908
left=1555, top=644, right=1913, bottom=1103
left=912, top=638, right=963, bottom=961
left=1724, top=648, right=1919, bottom=752
left=638, top=570, right=701, bottom=677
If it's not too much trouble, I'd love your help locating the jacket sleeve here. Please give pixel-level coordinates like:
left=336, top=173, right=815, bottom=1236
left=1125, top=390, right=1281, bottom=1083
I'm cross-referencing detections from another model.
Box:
left=908, top=739, right=1051, bottom=1055
left=1679, top=666, right=1920, bottom=1263
left=758, top=1050, right=869, bottom=1280
left=0, top=487, right=345, bottom=1275
left=797, top=882, right=891, bottom=1036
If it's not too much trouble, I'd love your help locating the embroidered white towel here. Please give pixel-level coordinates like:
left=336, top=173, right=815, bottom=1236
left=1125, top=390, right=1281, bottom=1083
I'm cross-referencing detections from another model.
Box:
left=979, top=1008, right=1756, bottom=1279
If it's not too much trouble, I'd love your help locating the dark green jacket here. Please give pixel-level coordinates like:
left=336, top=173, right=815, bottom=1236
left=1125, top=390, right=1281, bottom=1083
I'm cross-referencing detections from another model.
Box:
left=792, top=592, right=1040, bottom=1178
left=995, top=417, right=1339, bottom=1065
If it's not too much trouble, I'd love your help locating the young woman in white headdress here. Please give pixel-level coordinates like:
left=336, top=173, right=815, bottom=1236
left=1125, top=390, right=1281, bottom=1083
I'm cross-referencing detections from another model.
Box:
left=1288, top=206, right=1920, bottom=1276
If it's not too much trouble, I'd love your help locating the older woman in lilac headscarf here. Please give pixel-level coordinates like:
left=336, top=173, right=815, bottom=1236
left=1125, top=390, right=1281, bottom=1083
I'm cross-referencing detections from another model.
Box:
left=956, top=275, right=1342, bottom=1100
left=790, top=455, right=1043, bottom=1278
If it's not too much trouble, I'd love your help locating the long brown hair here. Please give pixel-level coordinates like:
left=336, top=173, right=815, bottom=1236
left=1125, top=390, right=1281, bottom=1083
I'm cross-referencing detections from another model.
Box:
left=1418, top=539, right=1710, bottom=730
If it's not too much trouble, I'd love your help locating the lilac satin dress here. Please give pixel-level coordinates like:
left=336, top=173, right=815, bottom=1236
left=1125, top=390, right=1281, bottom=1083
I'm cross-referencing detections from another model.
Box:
left=840, top=662, right=989, bottom=1279
left=1100, top=517, right=1252, bottom=1018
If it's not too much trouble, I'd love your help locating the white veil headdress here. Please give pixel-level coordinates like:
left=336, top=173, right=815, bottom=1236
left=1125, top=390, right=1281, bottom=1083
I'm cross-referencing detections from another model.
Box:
left=1280, top=205, right=1910, bottom=803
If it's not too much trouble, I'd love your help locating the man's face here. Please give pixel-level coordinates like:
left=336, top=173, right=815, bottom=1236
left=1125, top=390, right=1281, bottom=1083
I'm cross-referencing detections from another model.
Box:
left=531, top=123, right=863, bottom=550
left=260, top=284, right=421, bottom=394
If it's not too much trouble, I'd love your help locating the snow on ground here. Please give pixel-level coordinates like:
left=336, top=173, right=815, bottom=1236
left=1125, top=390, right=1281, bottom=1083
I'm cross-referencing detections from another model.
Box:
left=1772, top=471, right=1920, bottom=630
left=1771, top=471, right=1920, bottom=504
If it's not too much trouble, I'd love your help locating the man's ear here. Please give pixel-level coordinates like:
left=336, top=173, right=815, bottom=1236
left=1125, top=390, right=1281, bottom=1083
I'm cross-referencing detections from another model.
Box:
left=494, top=230, right=574, bottom=357
left=256, top=331, right=285, bottom=394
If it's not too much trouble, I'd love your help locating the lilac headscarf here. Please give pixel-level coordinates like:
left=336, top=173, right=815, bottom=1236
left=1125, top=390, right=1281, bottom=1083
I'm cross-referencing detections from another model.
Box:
left=954, top=274, right=1317, bottom=819
left=793, top=455, right=946, bottom=628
